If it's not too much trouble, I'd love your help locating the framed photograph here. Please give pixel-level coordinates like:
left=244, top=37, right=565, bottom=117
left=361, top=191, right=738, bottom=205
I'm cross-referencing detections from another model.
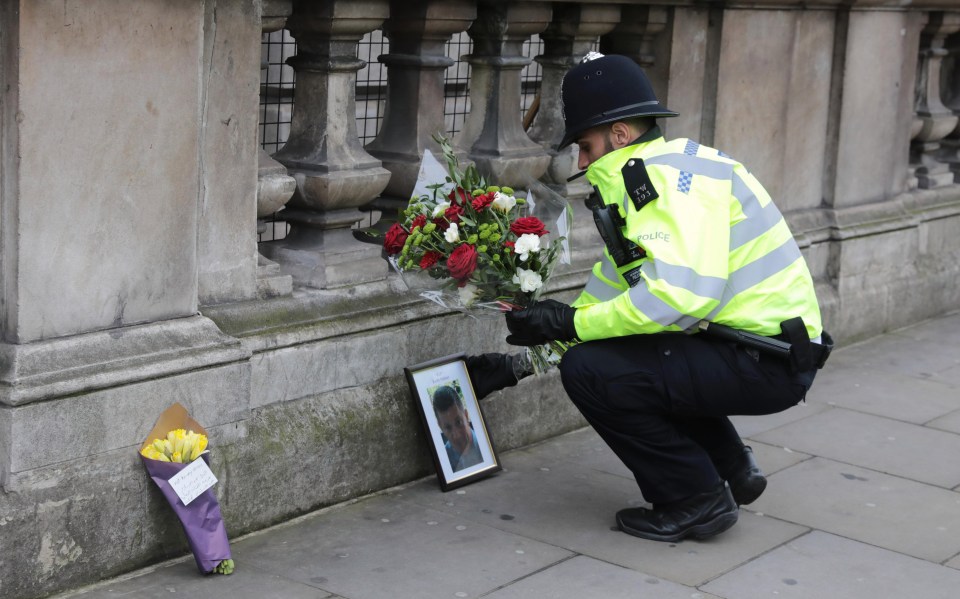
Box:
left=405, top=352, right=502, bottom=491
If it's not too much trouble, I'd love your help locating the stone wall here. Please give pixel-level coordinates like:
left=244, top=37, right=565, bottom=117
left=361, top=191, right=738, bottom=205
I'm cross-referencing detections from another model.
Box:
left=1, top=1, right=959, bottom=598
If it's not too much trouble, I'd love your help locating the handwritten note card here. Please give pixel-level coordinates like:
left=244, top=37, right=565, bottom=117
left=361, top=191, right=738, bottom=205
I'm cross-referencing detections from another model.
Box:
left=168, top=457, right=218, bottom=506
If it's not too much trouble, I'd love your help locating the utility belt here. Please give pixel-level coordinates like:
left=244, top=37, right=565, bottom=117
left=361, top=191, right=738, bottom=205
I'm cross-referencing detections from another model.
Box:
left=697, top=317, right=833, bottom=372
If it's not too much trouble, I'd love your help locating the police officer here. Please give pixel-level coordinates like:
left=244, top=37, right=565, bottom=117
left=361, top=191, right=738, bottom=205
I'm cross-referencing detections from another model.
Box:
left=468, top=53, right=829, bottom=542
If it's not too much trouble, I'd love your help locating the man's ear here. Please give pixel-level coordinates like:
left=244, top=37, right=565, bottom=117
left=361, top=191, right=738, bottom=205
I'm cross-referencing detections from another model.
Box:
left=609, top=121, right=634, bottom=148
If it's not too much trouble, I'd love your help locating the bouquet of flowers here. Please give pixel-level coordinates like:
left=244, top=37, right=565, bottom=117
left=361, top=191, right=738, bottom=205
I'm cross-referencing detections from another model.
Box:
left=382, top=135, right=574, bottom=372
left=139, top=403, right=234, bottom=575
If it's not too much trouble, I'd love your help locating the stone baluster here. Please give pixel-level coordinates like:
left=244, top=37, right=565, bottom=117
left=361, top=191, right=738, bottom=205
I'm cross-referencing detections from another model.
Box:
left=910, top=11, right=960, bottom=189
left=598, top=5, right=670, bottom=74
left=365, top=0, right=476, bottom=205
left=456, top=1, right=552, bottom=186
left=264, top=0, right=392, bottom=289
left=937, top=19, right=960, bottom=183
left=525, top=3, right=621, bottom=194
left=257, top=0, right=296, bottom=298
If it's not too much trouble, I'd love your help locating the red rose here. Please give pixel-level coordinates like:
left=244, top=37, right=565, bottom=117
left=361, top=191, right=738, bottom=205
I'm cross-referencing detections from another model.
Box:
left=471, top=192, right=495, bottom=211
left=448, top=187, right=469, bottom=205
left=503, top=241, right=515, bottom=249
left=510, top=216, right=548, bottom=237
left=383, top=222, right=408, bottom=255
left=433, top=217, right=450, bottom=231
left=419, top=251, right=443, bottom=269
left=444, top=204, right=464, bottom=224
left=447, top=244, right=478, bottom=280
left=410, top=214, right=427, bottom=230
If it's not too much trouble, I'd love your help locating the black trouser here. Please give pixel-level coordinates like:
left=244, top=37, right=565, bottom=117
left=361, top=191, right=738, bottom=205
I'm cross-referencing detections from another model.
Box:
left=559, top=333, right=816, bottom=505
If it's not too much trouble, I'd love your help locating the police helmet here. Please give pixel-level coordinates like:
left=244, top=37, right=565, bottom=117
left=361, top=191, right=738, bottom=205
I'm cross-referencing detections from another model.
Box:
left=559, top=53, right=677, bottom=149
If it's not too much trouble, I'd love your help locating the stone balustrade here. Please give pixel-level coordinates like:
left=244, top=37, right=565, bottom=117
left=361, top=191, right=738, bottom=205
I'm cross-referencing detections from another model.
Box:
left=2, top=2, right=960, bottom=598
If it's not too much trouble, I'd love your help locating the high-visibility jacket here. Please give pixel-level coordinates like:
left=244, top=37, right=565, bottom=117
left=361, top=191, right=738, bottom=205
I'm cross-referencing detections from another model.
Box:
left=572, top=133, right=822, bottom=342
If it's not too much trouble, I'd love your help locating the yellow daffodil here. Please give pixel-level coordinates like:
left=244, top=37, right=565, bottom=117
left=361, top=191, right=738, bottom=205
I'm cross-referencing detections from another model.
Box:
left=140, top=446, right=171, bottom=462
left=143, top=429, right=209, bottom=463
left=181, top=436, right=195, bottom=462
left=190, top=435, right=208, bottom=461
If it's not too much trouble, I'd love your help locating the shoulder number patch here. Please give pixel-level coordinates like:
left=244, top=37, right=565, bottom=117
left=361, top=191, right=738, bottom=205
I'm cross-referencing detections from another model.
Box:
left=622, top=158, right=658, bottom=212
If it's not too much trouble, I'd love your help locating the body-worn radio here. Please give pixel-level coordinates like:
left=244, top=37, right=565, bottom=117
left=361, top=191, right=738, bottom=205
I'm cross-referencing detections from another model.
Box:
left=584, top=156, right=660, bottom=286
left=585, top=186, right=646, bottom=268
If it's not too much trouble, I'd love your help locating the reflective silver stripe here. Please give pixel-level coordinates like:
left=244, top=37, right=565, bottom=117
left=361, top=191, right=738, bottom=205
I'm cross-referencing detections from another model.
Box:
left=600, top=257, right=620, bottom=281
left=730, top=173, right=785, bottom=250
left=584, top=272, right=622, bottom=302
left=705, top=239, right=803, bottom=320
left=627, top=284, right=700, bottom=328
left=581, top=257, right=625, bottom=301
left=640, top=259, right=725, bottom=300
left=644, top=152, right=735, bottom=181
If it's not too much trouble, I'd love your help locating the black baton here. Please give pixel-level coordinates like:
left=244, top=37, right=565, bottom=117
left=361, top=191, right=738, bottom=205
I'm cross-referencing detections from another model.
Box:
left=697, top=320, right=792, bottom=358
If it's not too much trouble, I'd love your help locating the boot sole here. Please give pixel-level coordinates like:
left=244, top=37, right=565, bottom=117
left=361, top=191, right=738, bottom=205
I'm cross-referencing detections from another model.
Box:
left=730, top=476, right=767, bottom=506
left=617, top=509, right=739, bottom=543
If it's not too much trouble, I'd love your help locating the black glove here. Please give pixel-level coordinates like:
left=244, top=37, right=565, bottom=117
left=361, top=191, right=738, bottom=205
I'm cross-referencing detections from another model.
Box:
left=466, top=353, right=532, bottom=400
left=504, top=299, right=578, bottom=346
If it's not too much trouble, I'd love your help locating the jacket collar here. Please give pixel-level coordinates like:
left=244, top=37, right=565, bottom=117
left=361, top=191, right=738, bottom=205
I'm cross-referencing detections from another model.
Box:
left=585, top=127, right=665, bottom=188
left=567, top=125, right=665, bottom=183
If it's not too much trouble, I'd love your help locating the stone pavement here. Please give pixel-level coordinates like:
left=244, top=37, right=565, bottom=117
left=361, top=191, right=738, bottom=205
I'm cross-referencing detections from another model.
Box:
left=55, top=312, right=960, bottom=599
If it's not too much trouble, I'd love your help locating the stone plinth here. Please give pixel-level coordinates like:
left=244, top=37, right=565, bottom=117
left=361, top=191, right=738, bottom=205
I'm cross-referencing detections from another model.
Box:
left=199, top=0, right=263, bottom=306
left=830, top=10, right=923, bottom=206
left=2, top=0, right=206, bottom=342
left=714, top=8, right=835, bottom=211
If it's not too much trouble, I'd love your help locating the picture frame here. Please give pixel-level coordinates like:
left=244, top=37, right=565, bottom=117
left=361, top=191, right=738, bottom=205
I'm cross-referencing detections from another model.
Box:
left=404, top=352, right=502, bottom=491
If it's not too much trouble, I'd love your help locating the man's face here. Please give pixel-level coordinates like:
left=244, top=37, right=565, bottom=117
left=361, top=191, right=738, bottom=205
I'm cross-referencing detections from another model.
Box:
left=437, top=404, right=472, bottom=455
left=576, top=126, right=615, bottom=170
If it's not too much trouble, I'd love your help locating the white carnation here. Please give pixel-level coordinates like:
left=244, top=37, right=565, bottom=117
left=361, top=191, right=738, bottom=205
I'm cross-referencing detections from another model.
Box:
left=444, top=222, right=460, bottom=243
left=491, top=191, right=516, bottom=212
left=513, top=233, right=541, bottom=262
left=513, top=268, right=543, bottom=293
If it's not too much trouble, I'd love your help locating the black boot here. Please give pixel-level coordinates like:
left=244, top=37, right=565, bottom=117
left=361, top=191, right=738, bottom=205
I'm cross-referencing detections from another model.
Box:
left=616, top=485, right=738, bottom=542
left=720, top=446, right=767, bottom=505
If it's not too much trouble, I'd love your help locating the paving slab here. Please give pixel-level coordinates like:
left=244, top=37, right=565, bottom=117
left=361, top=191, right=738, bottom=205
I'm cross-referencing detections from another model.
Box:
left=395, top=448, right=808, bottom=588
left=754, top=407, right=960, bottom=488
left=803, top=366, right=959, bottom=423
left=884, top=311, right=960, bottom=345
left=702, top=530, right=960, bottom=599
left=58, top=562, right=335, bottom=599
left=484, top=555, right=722, bottom=599
left=750, top=457, right=960, bottom=562
left=228, top=495, right=572, bottom=599
left=744, top=440, right=810, bottom=477
left=826, top=322, right=960, bottom=378
left=509, top=426, right=634, bottom=480
left=947, top=554, right=960, bottom=570
left=927, top=407, right=960, bottom=434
